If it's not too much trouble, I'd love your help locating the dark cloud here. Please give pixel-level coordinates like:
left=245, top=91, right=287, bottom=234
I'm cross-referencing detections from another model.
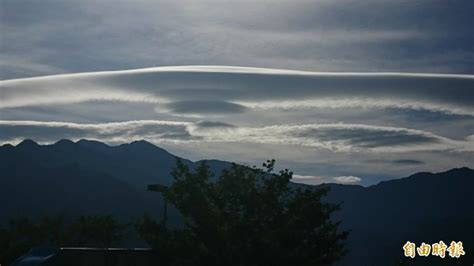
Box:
left=195, top=121, right=235, bottom=128
left=392, top=159, right=425, bottom=165
left=165, top=100, right=247, bottom=115
left=367, top=159, right=426, bottom=165
left=295, top=126, right=441, bottom=148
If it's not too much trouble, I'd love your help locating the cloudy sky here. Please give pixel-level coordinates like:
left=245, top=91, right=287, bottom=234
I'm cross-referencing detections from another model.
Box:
left=1, top=0, right=473, bottom=185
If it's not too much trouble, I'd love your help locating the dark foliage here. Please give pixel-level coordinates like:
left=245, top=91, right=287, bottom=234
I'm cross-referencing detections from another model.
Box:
left=137, top=159, right=348, bottom=266
left=0, top=215, right=127, bottom=265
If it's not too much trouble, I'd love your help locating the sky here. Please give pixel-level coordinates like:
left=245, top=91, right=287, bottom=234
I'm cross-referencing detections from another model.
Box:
left=1, top=0, right=473, bottom=185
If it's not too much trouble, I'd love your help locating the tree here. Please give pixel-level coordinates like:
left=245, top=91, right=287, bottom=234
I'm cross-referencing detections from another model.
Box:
left=138, top=159, right=348, bottom=265
left=69, top=215, right=128, bottom=247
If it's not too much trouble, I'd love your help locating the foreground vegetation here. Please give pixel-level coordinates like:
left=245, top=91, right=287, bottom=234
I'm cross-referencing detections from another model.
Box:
left=1, top=160, right=347, bottom=266
left=0, top=215, right=127, bottom=265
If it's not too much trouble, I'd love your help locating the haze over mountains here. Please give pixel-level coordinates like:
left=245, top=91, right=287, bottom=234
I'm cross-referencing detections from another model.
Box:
left=0, top=140, right=472, bottom=265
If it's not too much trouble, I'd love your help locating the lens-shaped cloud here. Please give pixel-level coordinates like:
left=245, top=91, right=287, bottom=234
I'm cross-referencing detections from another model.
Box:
left=1, top=120, right=471, bottom=153
left=0, top=120, right=191, bottom=145
left=332, top=176, right=362, bottom=184
left=164, top=100, right=248, bottom=115
left=1, top=66, right=473, bottom=116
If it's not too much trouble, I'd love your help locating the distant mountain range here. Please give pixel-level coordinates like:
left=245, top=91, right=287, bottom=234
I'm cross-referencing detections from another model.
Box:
left=324, top=167, right=473, bottom=265
left=0, top=139, right=231, bottom=224
left=1, top=140, right=472, bottom=265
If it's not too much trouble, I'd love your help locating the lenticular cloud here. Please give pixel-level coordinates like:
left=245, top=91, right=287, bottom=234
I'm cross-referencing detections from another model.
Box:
left=1, top=66, right=473, bottom=116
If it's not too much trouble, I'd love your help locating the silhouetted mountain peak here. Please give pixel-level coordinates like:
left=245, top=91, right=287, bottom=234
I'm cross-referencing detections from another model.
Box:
left=401, top=166, right=473, bottom=181
left=128, top=140, right=161, bottom=149
left=54, top=139, right=75, bottom=149
left=445, top=166, right=473, bottom=174
left=129, top=140, right=156, bottom=147
left=122, top=140, right=173, bottom=155
left=1, top=143, right=14, bottom=148
left=16, top=139, right=39, bottom=148
left=76, top=139, right=110, bottom=148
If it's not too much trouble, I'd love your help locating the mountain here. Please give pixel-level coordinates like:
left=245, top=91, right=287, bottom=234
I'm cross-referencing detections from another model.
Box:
left=1, top=140, right=472, bottom=265
left=324, top=167, right=474, bottom=265
left=0, top=139, right=232, bottom=225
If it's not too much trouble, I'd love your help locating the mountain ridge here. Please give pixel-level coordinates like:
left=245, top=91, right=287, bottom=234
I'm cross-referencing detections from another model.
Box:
left=9, top=139, right=472, bottom=187
left=1, top=139, right=472, bottom=265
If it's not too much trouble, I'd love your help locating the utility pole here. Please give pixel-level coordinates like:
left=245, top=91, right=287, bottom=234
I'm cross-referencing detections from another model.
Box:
left=147, top=184, right=169, bottom=224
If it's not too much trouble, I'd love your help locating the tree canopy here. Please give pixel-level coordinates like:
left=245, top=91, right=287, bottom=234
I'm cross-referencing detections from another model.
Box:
left=137, top=159, right=348, bottom=266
